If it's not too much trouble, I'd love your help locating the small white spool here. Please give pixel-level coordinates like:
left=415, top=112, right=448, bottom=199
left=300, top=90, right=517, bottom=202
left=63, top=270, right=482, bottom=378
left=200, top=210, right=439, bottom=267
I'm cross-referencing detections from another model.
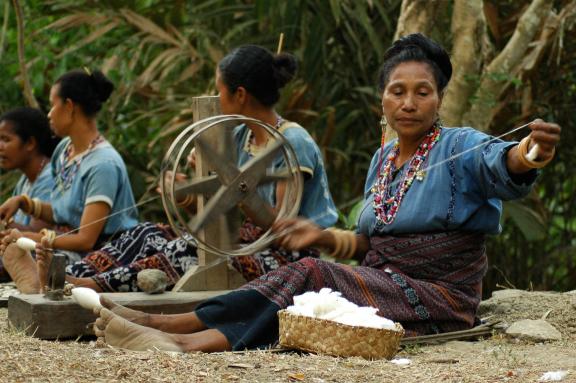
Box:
left=71, top=287, right=102, bottom=310
left=16, top=237, right=37, bottom=251
left=526, top=143, right=539, bottom=161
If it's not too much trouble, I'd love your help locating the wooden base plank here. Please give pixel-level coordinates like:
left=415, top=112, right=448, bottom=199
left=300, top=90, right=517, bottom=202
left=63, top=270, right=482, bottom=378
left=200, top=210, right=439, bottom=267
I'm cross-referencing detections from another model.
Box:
left=7, top=290, right=228, bottom=340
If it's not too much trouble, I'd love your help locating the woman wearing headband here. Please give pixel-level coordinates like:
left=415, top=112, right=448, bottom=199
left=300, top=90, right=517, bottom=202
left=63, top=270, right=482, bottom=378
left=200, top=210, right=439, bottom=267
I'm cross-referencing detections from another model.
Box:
left=1, top=45, right=337, bottom=293
left=0, top=69, right=138, bottom=293
left=91, top=33, right=560, bottom=353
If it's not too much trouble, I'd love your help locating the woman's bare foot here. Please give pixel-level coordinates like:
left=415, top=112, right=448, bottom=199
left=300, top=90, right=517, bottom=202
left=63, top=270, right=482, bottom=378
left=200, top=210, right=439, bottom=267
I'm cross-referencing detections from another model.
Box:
left=2, top=243, right=40, bottom=294
left=94, top=307, right=232, bottom=353
left=94, top=308, right=182, bottom=352
left=36, top=237, right=54, bottom=293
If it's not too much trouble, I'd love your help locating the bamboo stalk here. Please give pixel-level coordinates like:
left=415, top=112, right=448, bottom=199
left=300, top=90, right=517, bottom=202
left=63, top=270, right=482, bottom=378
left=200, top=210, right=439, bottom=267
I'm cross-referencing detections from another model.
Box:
left=401, top=321, right=502, bottom=346
left=276, top=32, right=284, bottom=54
left=11, top=0, right=39, bottom=108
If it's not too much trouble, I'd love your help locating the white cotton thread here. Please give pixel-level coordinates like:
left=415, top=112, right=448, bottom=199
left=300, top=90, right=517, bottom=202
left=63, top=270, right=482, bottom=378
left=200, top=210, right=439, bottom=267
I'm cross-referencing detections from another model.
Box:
left=51, top=122, right=536, bottom=247
left=526, top=143, right=540, bottom=161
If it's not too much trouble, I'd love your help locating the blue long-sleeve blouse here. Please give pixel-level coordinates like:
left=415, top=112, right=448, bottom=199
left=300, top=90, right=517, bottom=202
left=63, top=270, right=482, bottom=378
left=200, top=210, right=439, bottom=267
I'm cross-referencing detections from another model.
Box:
left=357, top=127, right=537, bottom=236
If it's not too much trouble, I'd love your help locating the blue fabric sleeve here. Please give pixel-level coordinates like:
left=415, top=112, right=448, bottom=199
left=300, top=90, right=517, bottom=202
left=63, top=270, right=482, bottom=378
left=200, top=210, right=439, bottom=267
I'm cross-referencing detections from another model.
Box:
left=82, top=161, right=121, bottom=208
left=462, top=129, right=536, bottom=201
left=12, top=176, right=25, bottom=196
left=31, top=167, right=54, bottom=201
left=282, top=128, right=316, bottom=176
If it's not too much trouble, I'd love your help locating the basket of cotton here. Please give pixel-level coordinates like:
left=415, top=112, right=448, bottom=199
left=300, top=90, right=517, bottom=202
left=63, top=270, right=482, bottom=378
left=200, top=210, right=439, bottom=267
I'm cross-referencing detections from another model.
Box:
left=278, top=288, right=404, bottom=360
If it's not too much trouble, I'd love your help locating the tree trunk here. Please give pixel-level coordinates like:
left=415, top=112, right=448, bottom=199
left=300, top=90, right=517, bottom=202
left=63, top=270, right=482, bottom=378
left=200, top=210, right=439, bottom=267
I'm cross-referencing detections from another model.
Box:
left=463, top=0, right=552, bottom=131
left=394, top=0, right=441, bottom=40
left=12, top=0, right=39, bottom=109
left=442, top=0, right=486, bottom=127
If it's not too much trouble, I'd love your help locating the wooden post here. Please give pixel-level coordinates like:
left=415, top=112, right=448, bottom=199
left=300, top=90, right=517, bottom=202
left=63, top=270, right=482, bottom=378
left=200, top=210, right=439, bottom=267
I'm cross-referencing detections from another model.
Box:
left=172, top=96, right=246, bottom=291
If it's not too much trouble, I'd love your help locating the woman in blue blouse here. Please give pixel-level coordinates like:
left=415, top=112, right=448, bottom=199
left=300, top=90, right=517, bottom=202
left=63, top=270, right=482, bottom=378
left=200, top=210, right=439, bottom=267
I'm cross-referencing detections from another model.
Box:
left=71, top=45, right=337, bottom=292
left=0, top=107, right=58, bottom=230
left=0, top=107, right=59, bottom=281
left=91, top=34, right=560, bottom=353
left=1, top=46, right=337, bottom=294
left=0, top=69, right=138, bottom=293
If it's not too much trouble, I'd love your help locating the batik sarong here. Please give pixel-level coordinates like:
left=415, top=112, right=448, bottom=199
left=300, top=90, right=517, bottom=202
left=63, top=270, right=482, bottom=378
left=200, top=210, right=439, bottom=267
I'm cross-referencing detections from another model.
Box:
left=67, top=221, right=318, bottom=292
left=195, top=231, right=487, bottom=350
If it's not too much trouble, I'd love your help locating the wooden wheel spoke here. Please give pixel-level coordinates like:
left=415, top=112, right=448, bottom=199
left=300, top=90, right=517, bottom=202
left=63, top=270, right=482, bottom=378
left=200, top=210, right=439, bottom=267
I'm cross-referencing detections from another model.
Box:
left=259, top=168, right=291, bottom=185
left=240, top=192, right=276, bottom=229
left=188, top=184, right=243, bottom=234
left=238, top=139, right=284, bottom=184
left=174, top=175, right=221, bottom=200
left=195, top=135, right=240, bottom=184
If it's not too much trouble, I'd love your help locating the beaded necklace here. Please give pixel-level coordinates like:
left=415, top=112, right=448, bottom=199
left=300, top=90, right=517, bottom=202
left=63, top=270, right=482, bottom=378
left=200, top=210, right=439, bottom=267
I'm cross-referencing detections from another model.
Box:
left=246, top=115, right=284, bottom=156
left=371, top=125, right=441, bottom=225
left=21, top=157, right=48, bottom=192
left=56, top=134, right=105, bottom=191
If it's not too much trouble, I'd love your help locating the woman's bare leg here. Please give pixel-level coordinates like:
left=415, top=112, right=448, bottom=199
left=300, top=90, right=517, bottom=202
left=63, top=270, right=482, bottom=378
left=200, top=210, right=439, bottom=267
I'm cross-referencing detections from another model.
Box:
left=99, top=296, right=207, bottom=334
left=66, top=275, right=103, bottom=291
left=94, top=307, right=230, bottom=352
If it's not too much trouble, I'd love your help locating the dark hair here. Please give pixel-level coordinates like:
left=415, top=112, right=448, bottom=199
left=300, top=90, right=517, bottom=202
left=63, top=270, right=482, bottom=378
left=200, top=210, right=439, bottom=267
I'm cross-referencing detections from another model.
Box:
left=54, top=69, right=114, bottom=117
left=378, top=33, right=452, bottom=93
left=0, top=107, right=60, bottom=157
left=218, top=45, right=298, bottom=107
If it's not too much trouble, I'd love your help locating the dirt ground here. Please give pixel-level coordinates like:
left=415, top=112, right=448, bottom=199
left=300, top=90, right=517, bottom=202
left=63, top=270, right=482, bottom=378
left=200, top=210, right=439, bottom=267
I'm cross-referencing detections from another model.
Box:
left=1, top=290, right=575, bottom=383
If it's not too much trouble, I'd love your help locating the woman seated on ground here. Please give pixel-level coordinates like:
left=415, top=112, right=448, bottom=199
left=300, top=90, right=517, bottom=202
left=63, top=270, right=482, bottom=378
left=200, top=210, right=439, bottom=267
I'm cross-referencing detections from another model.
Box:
left=0, top=69, right=138, bottom=293
left=0, top=107, right=60, bottom=281
left=89, top=33, right=560, bottom=353
left=0, top=45, right=338, bottom=293
left=0, top=107, right=59, bottom=230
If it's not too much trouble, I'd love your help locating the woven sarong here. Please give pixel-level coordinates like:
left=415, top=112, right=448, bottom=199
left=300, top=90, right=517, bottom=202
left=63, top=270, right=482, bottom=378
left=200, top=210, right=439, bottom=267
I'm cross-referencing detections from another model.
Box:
left=244, top=231, right=486, bottom=336
left=67, top=221, right=318, bottom=292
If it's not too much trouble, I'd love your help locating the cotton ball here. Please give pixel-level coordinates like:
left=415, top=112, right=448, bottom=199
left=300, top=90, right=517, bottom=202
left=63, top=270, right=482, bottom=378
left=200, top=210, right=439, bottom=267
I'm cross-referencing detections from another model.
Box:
left=71, top=287, right=102, bottom=310
left=16, top=237, right=37, bottom=251
left=539, top=371, right=569, bottom=382
left=288, top=289, right=399, bottom=331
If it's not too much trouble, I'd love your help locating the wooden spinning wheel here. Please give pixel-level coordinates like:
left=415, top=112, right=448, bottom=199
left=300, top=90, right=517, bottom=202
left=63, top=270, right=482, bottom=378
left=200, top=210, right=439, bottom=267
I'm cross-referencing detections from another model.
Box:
left=161, top=114, right=303, bottom=260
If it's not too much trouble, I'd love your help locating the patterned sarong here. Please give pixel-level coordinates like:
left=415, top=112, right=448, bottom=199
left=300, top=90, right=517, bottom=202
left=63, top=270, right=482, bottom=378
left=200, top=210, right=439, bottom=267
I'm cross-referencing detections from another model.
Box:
left=244, top=231, right=487, bottom=336
left=67, top=221, right=318, bottom=292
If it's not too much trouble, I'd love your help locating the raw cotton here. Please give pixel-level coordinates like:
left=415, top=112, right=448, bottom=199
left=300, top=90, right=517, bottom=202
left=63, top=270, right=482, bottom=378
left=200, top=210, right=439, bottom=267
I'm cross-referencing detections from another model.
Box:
left=286, top=288, right=398, bottom=330
left=539, top=371, right=569, bottom=382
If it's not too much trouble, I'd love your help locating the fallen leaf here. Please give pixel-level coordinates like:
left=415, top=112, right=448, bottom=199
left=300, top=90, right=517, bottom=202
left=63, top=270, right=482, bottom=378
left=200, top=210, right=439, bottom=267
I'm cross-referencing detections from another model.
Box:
left=288, top=372, right=305, bottom=381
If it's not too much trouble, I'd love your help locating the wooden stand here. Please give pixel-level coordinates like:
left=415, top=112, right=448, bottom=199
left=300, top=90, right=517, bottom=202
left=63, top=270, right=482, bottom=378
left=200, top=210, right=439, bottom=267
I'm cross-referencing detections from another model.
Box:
left=7, top=291, right=226, bottom=339
left=172, top=96, right=245, bottom=292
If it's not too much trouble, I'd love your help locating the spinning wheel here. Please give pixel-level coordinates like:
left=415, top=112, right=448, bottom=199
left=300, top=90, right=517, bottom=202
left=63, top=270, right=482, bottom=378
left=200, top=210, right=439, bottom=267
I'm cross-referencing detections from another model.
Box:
left=161, top=114, right=303, bottom=259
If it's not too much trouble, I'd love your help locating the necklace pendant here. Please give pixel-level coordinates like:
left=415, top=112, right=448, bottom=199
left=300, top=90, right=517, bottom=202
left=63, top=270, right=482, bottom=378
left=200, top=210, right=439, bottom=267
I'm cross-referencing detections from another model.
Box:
left=416, top=170, right=426, bottom=181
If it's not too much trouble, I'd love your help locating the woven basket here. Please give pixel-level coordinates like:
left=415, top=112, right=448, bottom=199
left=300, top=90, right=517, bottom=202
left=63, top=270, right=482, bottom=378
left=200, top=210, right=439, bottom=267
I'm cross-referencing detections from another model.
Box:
left=278, top=310, right=404, bottom=360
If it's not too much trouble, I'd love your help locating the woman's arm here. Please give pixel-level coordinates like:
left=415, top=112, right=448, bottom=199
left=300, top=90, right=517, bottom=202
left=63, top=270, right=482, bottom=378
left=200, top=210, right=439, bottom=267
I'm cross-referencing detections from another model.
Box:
left=0, top=195, right=56, bottom=225
left=272, top=218, right=370, bottom=259
left=50, top=202, right=111, bottom=252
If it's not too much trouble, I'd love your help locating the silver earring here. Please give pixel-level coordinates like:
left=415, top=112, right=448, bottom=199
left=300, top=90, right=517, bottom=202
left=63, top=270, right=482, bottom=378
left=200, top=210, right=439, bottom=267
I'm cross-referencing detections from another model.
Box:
left=380, top=115, right=388, bottom=129
left=434, top=116, right=444, bottom=129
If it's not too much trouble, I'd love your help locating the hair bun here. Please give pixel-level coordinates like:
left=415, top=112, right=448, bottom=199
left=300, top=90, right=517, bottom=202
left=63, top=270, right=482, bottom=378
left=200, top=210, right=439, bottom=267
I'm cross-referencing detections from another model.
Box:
left=272, top=53, right=298, bottom=88
left=396, top=33, right=452, bottom=83
left=89, top=70, right=115, bottom=102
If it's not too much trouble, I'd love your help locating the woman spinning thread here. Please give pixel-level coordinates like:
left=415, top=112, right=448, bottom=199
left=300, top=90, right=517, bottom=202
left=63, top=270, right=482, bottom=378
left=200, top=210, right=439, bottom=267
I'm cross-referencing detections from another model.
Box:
left=87, top=33, right=560, bottom=353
